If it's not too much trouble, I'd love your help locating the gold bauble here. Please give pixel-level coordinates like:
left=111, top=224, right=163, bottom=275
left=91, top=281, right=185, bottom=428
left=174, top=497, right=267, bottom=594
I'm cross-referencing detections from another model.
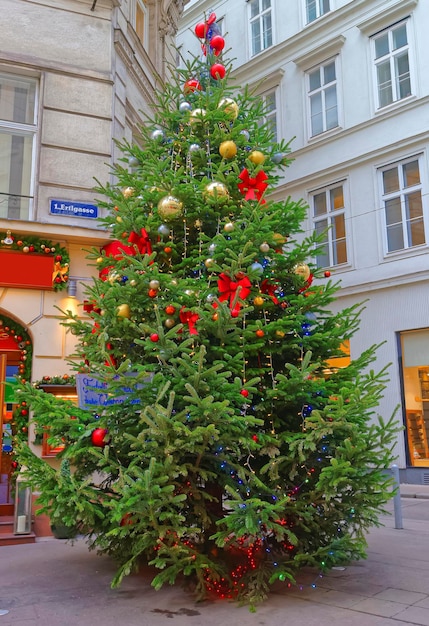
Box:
left=253, top=296, right=264, bottom=306
left=218, top=98, right=239, bottom=119
left=157, top=195, right=183, bottom=221
left=276, top=330, right=286, bottom=338
left=96, top=256, right=103, bottom=264
left=294, top=262, right=311, bottom=280
left=259, top=242, right=270, bottom=253
left=190, top=108, right=207, bottom=125
left=149, top=279, right=160, bottom=290
left=165, top=317, right=176, bottom=329
left=130, top=279, right=137, bottom=287
left=224, top=222, right=234, bottom=232
left=108, top=271, right=120, bottom=284
left=219, top=140, right=237, bottom=159
left=123, top=187, right=134, bottom=198
left=204, top=181, right=229, bottom=204
left=117, top=303, right=131, bottom=318
left=249, top=150, right=266, bottom=165
left=116, top=216, right=123, bottom=223
left=205, top=258, right=215, bottom=268
left=22, top=246, right=29, bottom=253
left=272, top=233, right=287, bottom=246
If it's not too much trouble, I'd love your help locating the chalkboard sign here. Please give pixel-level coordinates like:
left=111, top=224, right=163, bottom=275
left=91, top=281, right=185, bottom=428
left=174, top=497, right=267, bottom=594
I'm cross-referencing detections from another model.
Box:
left=76, top=373, right=150, bottom=409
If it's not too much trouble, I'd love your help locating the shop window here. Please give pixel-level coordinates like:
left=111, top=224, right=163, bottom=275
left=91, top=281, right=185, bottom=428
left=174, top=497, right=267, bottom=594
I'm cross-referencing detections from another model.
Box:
left=311, top=181, right=348, bottom=268
left=324, top=340, right=350, bottom=374
left=400, top=330, right=429, bottom=467
left=248, top=0, right=273, bottom=57
left=379, top=155, right=426, bottom=253
left=0, top=72, right=37, bottom=220
left=39, top=385, right=78, bottom=457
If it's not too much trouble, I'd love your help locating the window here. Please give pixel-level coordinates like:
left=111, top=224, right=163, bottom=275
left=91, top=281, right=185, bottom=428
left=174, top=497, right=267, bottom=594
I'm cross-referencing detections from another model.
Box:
left=249, top=0, right=272, bottom=57
left=0, top=73, right=37, bottom=220
left=133, top=0, right=148, bottom=47
left=372, top=20, right=412, bottom=109
left=311, top=182, right=347, bottom=268
left=260, top=90, right=277, bottom=141
left=400, top=330, right=429, bottom=467
left=379, top=156, right=425, bottom=253
left=307, top=59, right=338, bottom=136
left=306, top=0, right=330, bottom=24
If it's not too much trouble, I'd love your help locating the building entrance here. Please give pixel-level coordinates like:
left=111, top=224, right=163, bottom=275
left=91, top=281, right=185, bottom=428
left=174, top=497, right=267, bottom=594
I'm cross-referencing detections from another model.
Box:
left=0, top=316, right=31, bottom=517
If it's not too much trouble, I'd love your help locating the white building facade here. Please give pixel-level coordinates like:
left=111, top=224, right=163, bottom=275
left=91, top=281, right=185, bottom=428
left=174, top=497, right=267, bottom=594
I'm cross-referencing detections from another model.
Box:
left=178, top=0, right=429, bottom=484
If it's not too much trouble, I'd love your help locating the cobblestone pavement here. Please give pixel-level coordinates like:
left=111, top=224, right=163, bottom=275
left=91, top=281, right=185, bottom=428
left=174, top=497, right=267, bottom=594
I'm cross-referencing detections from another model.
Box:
left=0, top=492, right=428, bottom=625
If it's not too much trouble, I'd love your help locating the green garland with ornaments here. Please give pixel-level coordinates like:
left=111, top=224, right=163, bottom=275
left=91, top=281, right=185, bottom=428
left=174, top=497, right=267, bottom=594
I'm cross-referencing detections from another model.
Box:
left=0, top=230, right=70, bottom=291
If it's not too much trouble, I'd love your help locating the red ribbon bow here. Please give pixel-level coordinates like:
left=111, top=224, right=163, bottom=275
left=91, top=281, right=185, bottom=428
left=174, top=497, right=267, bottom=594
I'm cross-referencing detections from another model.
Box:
left=298, top=273, right=314, bottom=294
left=128, top=228, right=152, bottom=256
left=260, top=279, right=279, bottom=305
left=238, top=168, right=268, bottom=203
left=179, top=307, right=199, bottom=335
left=218, top=273, right=251, bottom=312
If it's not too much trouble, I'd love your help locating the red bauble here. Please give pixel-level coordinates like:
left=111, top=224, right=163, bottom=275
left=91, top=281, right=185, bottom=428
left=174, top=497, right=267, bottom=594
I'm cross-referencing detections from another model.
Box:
left=194, top=22, right=207, bottom=38
left=164, top=246, right=172, bottom=254
left=231, top=308, right=240, bottom=318
left=150, top=333, right=160, bottom=342
left=165, top=305, right=176, bottom=316
left=240, top=389, right=249, bottom=398
left=252, top=434, right=259, bottom=442
left=91, top=428, right=108, bottom=447
left=210, top=35, right=225, bottom=55
left=55, top=254, right=63, bottom=262
left=21, top=409, right=28, bottom=416
left=29, top=245, right=34, bottom=252
left=255, top=329, right=265, bottom=338
left=148, top=288, right=158, bottom=298
left=184, top=78, right=202, bottom=93
left=210, top=63, right=226, bottom=80
left=55, top=277, right=62, bottom=283
left=44, top=247, right=51, bottom=254
left=324, top=270, right=331, bottom=277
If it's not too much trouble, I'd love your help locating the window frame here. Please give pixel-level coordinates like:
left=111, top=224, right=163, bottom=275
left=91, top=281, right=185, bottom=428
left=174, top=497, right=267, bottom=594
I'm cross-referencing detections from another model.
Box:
left=248, top=0, right=274, bottom=58
left=260, top=89, right=278, bottom=142
left=306, top=56, right=340, bottom=138
left=132, top=0, right=149, bottom=49
left=305, top=0, right=330, bottom=25
left=0, top=71, right=38, bottom=221
left=371, top=19, right=413, bottom=110
left=310, top=180, right=349, bottom=270
left=378, top=154, right=428, bottom=255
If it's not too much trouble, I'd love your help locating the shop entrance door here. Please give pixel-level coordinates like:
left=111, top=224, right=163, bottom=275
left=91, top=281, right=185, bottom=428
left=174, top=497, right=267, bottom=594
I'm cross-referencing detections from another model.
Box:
left=0, top=353, right=16, bottom=516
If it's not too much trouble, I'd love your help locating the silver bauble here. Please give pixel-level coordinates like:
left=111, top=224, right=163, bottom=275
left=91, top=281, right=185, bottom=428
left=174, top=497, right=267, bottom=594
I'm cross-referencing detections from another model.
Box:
left=179, top=101, right=192, bottom=113
left=151, top=129, right=165, bottom=142
left=158, top=224, right=170, bottom=237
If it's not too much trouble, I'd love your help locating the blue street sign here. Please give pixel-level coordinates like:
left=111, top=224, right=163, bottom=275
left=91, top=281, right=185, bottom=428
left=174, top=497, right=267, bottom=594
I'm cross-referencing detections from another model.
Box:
left=49, top=199, right=98, bottom=219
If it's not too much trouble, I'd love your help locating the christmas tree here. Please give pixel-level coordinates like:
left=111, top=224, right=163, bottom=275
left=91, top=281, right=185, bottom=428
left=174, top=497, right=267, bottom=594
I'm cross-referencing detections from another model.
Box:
left=17, top=12, right=398, bottom=607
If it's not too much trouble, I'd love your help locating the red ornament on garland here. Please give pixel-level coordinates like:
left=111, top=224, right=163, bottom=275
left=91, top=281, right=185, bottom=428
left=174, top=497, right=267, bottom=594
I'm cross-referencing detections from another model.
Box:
left=91, top=428, right=108, bottom=448
left=240, top=389, right=249, bottom=398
